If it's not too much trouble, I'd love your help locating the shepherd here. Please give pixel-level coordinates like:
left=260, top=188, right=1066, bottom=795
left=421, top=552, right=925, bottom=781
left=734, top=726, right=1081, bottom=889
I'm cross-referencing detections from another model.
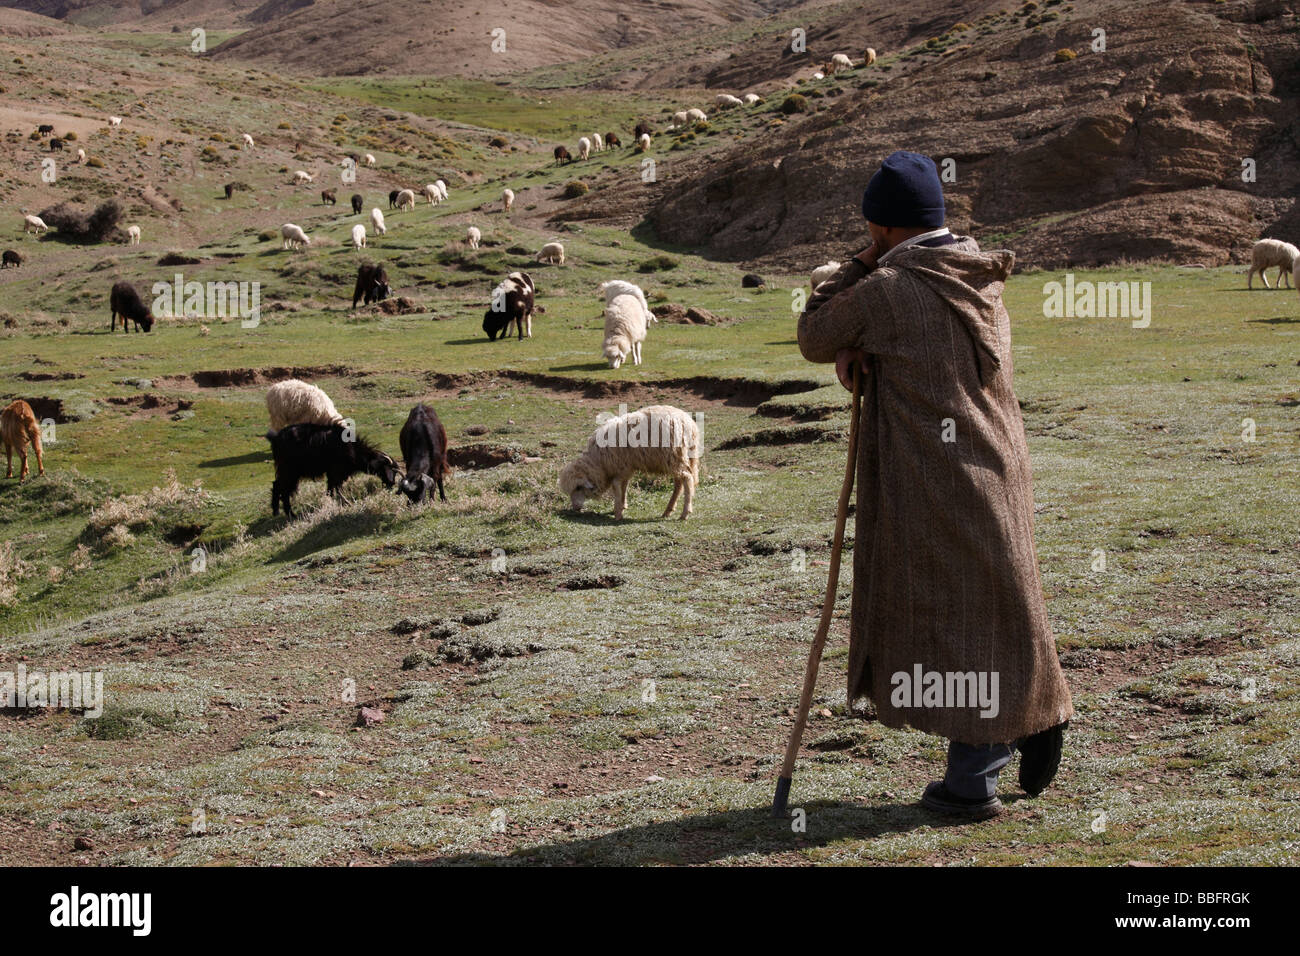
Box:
left=795, top=150, right=1073, bottom=820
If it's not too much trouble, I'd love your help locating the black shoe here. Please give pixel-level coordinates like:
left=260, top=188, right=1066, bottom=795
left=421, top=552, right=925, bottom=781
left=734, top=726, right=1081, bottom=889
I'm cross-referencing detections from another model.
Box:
left=1019, top=721, right=1068, bottom=796
left=920, top=781, right=1003, bottom=821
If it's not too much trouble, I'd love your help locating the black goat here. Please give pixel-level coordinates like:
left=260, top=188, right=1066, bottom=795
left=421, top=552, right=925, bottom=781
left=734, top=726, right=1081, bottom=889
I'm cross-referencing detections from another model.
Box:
left=388, top=189, right=400, bottom=209
left=553, top=145, right=571, bottom=165
left=109, top=281, right=154, bottom=333
left=49, top=138, right=64, bottom=152
left=604, top=132, right=621, bottom=148
left=398, top=404, right=449, bottom=504
left=350, top=193, right=363, bottom=214
left=37, top=124, right=53, bottom=137
left=321, top=188, right=337, bottom=205
left=352, top=263, right=391, bottom=309
left=265, top=423, right=399, bottom=518
left=1, top=250, right=22, bottom=269
left=482, top=271, right=536, bottom=341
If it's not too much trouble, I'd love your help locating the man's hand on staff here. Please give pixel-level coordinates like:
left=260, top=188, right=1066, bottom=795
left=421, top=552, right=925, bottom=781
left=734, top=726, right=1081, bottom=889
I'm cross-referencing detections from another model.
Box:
left=836, top=349, right=869, bottom=392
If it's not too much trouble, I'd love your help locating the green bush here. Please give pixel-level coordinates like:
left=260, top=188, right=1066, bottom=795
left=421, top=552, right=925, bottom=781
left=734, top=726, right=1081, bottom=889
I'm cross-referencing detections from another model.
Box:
left=637, top=255, right=679, bottom=273
left=1054, top=48, right=1077, bottom=62
left=562, top=180, right=589, bottom=199
left=781, top=94, right=809, bottom=114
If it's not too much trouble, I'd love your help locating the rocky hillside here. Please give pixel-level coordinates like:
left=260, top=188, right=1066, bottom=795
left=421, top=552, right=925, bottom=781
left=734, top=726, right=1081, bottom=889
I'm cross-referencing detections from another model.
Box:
left=629, top=0, right=1300, bottom=269
left=1, top=0, right=260, bottom=28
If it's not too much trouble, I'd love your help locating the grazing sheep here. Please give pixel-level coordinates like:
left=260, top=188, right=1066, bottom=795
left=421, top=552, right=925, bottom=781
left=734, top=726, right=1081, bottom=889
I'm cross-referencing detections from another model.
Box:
left=828, top=53, right=854, bottom=73
left=281, top=223, right=311, bottom=249
left=558, top=405, right=700, bottom=520
left=37, top=124, right=54, bottom=137
left=638, top=133, right=651, bottom=151
left=22, top=214, right=48, bottom=235
left=743, top=93, right=761, bottom=106
left=395, top=189, right=416, bottom=211
left=604, top=132, right=622, bottom=148
left=672, top=110, right=689, bottom=127
left=864, top=47, right=877, bottom=65
left=593, top=133, right=604, bottom=152
left=423, top=183, right=442, bottom=205
left=686, top=108, right=707, bottom=123
left=350, top=193, right=363, bottom=214
left=602, top=293, right=649, bottom=369
left=126, top=224, right=141, bottom=245
left=352, top=263, right=391, bottom=308
left=536, top=241, right=565, bottom=265
left=2, top=250, right=23, bottom=269
left=554, top=145, right=572, bottom=165
left=388, top=189, right=400, bottom=209
left=266, top=423, right=399, bottom=519
left=633, top=121, right=652, bottom=141
left=76, top=148, right=86, bottom=163
left=321, top=188, right=337, bottom=206
left=398, top=404, right=450, bottom=504
left=483, top=271, right=537, bottom=341
left=109, top=281, right=154, bottom=333
left=467, top=225, right=482, bottom=249
left=597, top=280, right=656, bottom=324
left=266, top=379, right=347, bottom=431
left=370, top=207, right=386, bottom=236
left=434, top=180, right=448, bottom=201
left=49, top=138, right=63, bottom=152
left=502, top=188, right=515, bottom=213
left=242, top=133, right=255, bottom=149
left=578, top=136, right=592, bottom=160
left=293, top=170, right=314, bottom=185
left=364, top=153, right=376, bottom=167
left=108, top=116, right=122, bottom=127
left=1247, top=238, right=1298, bottom=289
left=351, top=223, right=367, bottom=249
left=715, top=94, right=743, bottom=109
left=2, top=400, right=44, bottom=481
left=810, top=261, right=842, bottom=289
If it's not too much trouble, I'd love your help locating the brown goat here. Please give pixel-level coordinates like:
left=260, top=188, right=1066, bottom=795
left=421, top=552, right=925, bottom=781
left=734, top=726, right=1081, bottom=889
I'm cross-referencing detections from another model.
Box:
left=2, top=400, right=44, bottom=480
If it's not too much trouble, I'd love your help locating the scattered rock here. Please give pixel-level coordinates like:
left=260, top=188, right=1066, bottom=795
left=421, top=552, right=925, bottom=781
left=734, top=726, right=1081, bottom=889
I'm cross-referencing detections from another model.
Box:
left=356, top=706, right=385, bottom=727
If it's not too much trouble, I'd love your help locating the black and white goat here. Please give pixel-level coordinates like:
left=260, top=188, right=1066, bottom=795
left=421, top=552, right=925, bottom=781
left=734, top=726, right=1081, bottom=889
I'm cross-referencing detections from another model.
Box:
left=397, top=404, right=449, bottom=504
left=482, top=271, right=537, bottom=341
left=265, top=423, right=399, bottom=518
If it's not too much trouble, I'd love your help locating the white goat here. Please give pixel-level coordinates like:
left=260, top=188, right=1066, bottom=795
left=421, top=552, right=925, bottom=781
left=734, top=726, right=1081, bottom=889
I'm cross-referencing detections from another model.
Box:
left=281, top=223, right=311, bottom=249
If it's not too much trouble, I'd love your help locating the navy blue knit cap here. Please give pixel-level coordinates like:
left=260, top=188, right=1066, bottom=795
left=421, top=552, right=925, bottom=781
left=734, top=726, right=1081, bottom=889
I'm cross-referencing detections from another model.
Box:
left=861, top=151, right=945, bottom=228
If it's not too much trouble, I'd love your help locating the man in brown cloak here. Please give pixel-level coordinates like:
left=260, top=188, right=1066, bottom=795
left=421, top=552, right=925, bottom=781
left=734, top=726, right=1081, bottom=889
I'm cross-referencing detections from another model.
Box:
left=797, top=151, right=1073, bottom=820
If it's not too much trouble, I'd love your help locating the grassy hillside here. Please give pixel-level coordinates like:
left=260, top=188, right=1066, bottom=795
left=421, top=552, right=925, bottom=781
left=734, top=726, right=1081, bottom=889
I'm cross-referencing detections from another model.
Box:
left=1, top=29, right=1298, bottom=866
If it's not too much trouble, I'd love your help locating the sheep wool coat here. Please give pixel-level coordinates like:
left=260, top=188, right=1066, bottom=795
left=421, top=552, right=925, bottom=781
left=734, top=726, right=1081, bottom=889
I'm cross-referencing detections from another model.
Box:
left=797, top=237, right=1073, bottom=745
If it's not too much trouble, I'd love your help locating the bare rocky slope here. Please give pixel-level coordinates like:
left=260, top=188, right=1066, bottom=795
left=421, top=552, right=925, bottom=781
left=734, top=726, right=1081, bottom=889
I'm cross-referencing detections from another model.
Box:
left=613, top=0, right=1300, bottom=269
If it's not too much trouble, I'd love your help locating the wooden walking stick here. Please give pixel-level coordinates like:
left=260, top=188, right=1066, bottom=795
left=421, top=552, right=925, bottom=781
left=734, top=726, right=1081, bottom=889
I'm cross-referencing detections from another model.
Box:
left=772, top=362, right=862, bottom=817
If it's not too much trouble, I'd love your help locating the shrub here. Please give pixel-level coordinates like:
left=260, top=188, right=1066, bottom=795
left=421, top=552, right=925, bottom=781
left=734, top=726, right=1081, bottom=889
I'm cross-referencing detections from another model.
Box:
left=36, top=199, right=124, bottom=243
left=562, top=180, right=589, bottom=199
left=781, top=94, right=809, bottom=114
left=277, top=121, right=291, bottom=130
left=488, top=136, right=508, bottom=149
left=1054, top=48, right=1077, bottom=62
left=637, top=254, right=679, bottom=273
left=63, top=131, right=77, bottom=141
left=85, top=157, right=104, bottom=168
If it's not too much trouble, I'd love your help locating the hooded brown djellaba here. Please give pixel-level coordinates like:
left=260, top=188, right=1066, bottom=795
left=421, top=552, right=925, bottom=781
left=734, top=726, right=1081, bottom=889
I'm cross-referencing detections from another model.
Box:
left=798, top=237, right=1074, bottom=745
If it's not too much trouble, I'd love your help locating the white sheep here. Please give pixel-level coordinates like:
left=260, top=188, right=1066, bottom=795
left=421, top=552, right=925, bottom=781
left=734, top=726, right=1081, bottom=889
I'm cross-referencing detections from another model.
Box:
left=370, top=208, right=386, bottom=236
left=715, top=94, right=743, bottom=109
left=364, top=153, right=376, bottom=167
left=293, top=170, right=314, bottom=185
left=597, top=280, right=657, bottom=325
left=578, top=136, right=592, bottom=161
left=434, top=180, right=448, bottom=201
left=108, top=116, right=122, bottom=127
left=536, top=241, right=565, bottom=265
left=395, top=189, right=416, bottom=211
left=638, top=132, right=651, bottom=151
left=672, top=111, right=688, bottom=128
left=686, top=108, right=707, bottom=123
left=811, top=71, right=824, bottom=80
left=810, top=261, right=841, bottom=289
left=126, top=225, right=141, bottom=245
left=265, top=379, right=346, bottom=431
left=593, top=133, right=604, bottom=152
left=467, top=226, right=481, bottom=249
left=242, top=133, right=255, bottom=150
left=74, top=147, right=86, bottom=163
left=558, top=404, right=701, bottom=520
left=351, top=223, right=367, bottom=249
left=864, top=48, right=877, bottom=66
left=743, top=93, right=761, bottom=106
left=502, top=188, right=515, bottom=213
left=422, top=183, right=442, bottom=205
left=828, top=53, right=854, bottom=73
left=22, top=214, right=48, bottom=235
left=281, top=223, right=311, bottom=249
left=1247, top=238, right=1298, bottom=289
left=602, top=293, right=648, bottom=369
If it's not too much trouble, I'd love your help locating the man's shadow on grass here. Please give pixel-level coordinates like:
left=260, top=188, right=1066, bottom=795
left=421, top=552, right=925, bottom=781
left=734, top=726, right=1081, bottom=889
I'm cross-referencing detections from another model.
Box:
left=401, top=799, right=986, bottom=866
left=1246, top=316, right=1300, bottom=325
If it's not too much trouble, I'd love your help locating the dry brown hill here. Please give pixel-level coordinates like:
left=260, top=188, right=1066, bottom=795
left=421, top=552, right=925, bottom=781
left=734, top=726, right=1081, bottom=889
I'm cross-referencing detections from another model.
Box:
left=597, top=0, right=1300, bottom=270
